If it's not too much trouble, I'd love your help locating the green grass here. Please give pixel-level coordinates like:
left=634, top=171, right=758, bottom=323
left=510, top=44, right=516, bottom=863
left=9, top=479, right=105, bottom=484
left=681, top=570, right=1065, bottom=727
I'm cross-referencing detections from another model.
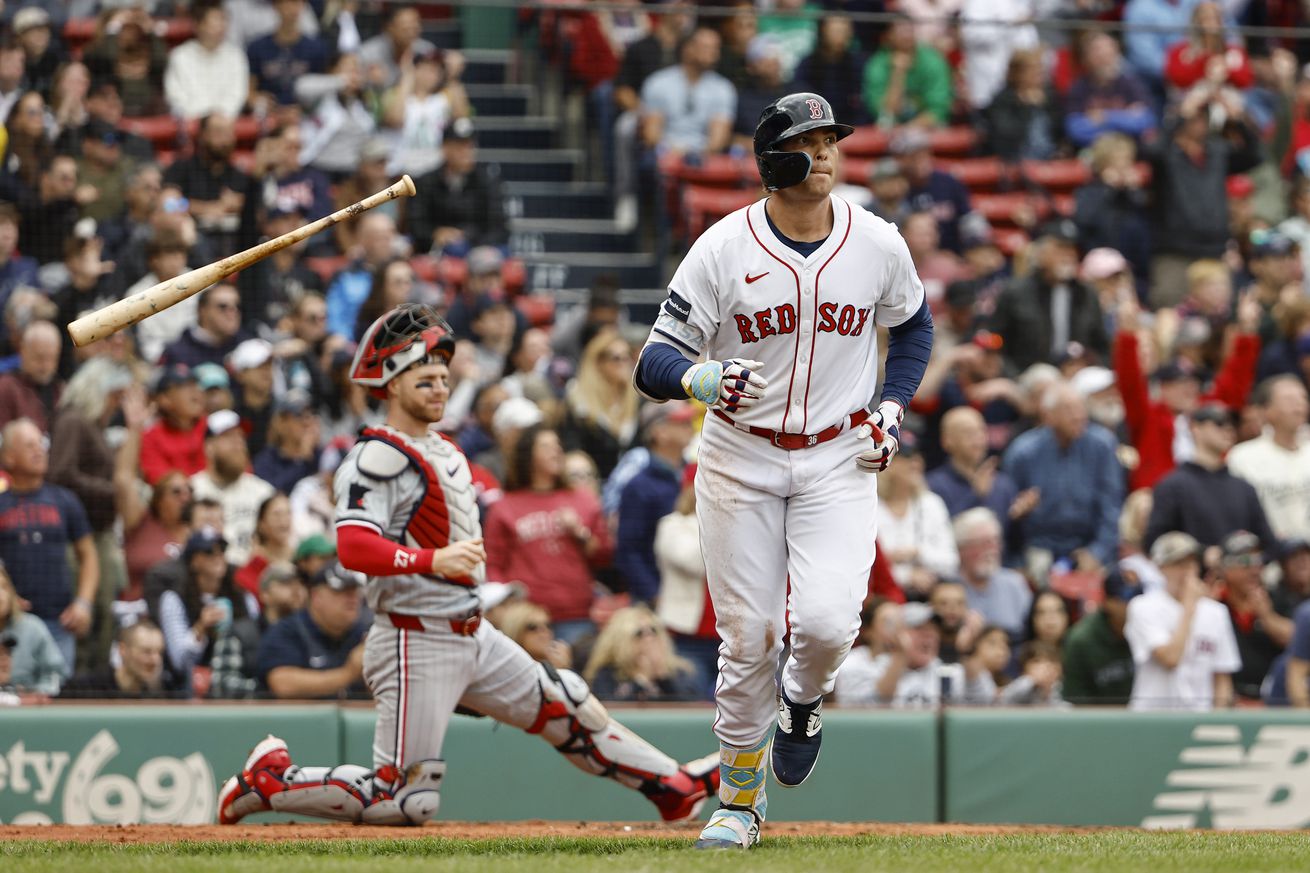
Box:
left=5, top=833, right=1310, bottom=873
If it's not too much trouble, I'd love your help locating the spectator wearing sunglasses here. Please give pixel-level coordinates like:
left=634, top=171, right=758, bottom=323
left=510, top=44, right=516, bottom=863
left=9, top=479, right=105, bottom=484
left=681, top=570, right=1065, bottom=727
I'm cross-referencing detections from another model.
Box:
left=493, top=600, right=572, bottom=671
left=583, top=606, right=702, bottom=702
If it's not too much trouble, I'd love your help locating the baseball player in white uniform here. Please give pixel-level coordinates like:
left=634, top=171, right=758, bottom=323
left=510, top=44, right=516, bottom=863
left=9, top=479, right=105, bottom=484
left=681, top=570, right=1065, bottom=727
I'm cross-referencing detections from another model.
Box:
left=634, top=93, right=934, bottom=849
left=218, top=304, right=719, bottom=826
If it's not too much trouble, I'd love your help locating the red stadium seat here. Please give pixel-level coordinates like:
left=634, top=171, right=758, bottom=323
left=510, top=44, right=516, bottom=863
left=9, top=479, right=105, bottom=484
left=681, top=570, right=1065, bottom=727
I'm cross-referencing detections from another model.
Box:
left=161, top=18, right=196, bottom=46
left=1021, top=159, right=1091, bottom=192
left=410, top=255, right=440, bottom=284
left=305, top=256, right=349, bottom=283
left=119, top=115, right=180, bottom=148
left=661, top=153, right=756, bottom=188
left=516, top=295, right=556, bottom=327
left=1051, top=192, right=1076, bottom=216
left=62, top=18, right=96, bottom=51
left=971, top=192, right=1051, bottom=228
left=938, top=157, right=1005, bottom=190
left=502, top=258, right=526, bottom=294
left=840, top=126, right=891, bottom=158
left=928, top=126, right=978, bottom=156
left=993, top=228, right=1030, bottom=257
left=683, top=185, right=761, bottom=239
left=438, top=256, right=469, bottom=290
left=842, top=157, right=873, bottom=185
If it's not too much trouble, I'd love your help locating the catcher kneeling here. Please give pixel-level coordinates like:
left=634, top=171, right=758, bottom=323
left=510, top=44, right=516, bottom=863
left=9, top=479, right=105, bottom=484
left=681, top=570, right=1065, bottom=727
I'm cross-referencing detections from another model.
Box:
left=218, top=304, right=718, bottom=826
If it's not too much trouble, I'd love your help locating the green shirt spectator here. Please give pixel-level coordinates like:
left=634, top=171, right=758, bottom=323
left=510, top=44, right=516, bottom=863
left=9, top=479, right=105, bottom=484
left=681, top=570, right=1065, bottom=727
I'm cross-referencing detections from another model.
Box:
left=863, top=18, right=953, bottom=127
left=1062, top=568, right=1140, bottom=704
left=756, top=0, right=818, bottom=80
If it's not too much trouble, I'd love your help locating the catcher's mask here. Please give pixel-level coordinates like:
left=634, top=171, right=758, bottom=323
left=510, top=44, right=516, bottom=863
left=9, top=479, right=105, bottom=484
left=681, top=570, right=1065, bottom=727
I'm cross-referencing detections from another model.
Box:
left=350, top=303, right=456, bottom=400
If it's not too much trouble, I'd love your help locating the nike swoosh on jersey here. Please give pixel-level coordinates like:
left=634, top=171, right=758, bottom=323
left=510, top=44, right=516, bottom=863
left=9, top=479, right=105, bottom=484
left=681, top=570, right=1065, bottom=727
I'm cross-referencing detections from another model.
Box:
left=745, top=272, right=769, bottom=284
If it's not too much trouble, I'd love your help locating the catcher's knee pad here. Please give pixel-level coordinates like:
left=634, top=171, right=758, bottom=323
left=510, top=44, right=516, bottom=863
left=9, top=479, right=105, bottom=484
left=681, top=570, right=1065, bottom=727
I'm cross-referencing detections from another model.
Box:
left=529, top=662, right=678, bottom=785
left=360, top=759, right=445, bottom=826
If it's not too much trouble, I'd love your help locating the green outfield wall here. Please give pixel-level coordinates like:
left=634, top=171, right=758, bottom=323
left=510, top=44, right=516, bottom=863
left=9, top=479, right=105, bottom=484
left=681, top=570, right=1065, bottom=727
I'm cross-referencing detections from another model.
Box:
left=2, top=705, right=1307, bottom=828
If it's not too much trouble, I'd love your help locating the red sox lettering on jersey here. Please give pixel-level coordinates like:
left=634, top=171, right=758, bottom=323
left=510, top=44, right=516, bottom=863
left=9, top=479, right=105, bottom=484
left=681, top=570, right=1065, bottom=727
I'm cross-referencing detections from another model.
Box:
left=646, top=196, right=923, bottom=435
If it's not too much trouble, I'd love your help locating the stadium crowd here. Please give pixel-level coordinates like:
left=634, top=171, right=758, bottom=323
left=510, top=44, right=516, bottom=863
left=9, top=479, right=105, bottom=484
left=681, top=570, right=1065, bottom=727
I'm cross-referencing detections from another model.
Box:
left=5, top=0, right=1310, bottom=714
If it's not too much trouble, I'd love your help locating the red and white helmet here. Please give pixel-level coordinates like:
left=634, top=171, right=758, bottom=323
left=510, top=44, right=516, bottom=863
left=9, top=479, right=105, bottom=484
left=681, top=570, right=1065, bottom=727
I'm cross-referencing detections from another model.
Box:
left=350, top=303, right=456, bottom=399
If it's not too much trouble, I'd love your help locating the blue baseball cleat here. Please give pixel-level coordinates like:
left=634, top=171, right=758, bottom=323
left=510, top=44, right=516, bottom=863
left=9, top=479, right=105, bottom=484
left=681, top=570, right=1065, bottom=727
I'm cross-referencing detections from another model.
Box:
left=771, top=689, right=822, bottom=787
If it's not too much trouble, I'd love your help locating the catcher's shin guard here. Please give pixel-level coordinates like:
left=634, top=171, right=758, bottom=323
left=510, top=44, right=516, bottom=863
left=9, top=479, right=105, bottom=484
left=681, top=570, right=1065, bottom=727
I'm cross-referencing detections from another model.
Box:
left=262, top=760, right=445, bottom=825
left=696, top=737, right=769, bottom=850
left=527, top=662, right=719, bottom=820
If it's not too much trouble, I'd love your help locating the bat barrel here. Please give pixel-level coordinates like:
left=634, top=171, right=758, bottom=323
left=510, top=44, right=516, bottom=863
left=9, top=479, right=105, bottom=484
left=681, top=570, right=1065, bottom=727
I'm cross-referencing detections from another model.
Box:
left=67, top=176, right=418, bottom=347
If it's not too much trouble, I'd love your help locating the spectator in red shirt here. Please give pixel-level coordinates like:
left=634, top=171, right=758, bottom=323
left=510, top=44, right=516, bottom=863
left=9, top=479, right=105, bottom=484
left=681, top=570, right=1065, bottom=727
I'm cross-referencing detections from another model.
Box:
left=483, top=426, right=613, bottom=646
left=140, top=364, right=207, bottom=485
left=1163, top=2, right=1253, bottom=93
left=1113, top=284, right=1260, bottom=490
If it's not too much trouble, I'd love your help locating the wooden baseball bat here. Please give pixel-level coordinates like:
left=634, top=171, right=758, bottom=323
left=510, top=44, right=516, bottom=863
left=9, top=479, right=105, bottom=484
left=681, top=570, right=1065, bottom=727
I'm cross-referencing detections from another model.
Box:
left=67, top=174, right=418, bottom=347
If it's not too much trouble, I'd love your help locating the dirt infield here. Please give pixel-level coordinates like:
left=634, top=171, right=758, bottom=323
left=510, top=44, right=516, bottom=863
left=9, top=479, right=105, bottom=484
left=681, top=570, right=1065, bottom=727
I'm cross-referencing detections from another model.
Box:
left=0, top=821, right=1101, bottom=843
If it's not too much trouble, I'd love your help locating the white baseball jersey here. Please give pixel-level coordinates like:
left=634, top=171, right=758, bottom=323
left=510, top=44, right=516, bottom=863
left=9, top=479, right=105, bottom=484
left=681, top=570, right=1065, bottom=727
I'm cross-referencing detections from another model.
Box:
left=1126, top=591, right=1241, bottom=711
left=643, top=194, right=926, bottom=434
left=334, top=424, right=482, bottom=619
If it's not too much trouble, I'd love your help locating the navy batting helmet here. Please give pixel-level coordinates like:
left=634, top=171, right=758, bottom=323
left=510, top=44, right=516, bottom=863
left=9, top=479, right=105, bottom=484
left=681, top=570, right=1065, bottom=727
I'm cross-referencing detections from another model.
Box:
left=754, top=92, right=854, bottom=191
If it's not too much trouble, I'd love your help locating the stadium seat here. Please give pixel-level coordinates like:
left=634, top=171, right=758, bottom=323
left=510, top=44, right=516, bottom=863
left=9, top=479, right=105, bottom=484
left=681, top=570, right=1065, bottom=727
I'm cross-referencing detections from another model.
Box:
left=843, top=157, right=873, bottom=185
left=971, top=192, right=1051, bottom=228
left=840, top=126, right=891, bottom=159
left=683, top=185, right=761, bottom=239
left=184, top=115, right=263, bottom=148
left=119, top=115, right=180, bottom=148
left=304, top=256, right=349, bottom=284
left=660, top=153, right=755, bottom=188
left=438, top=256, right=469, bottom=290
left=1021, top=159, right=1091, bottom=192
left=516, top=294, right=556, bottom=327
left=993, top=227, right=1030, bottom=257
left=503, top=258, right=527, bottom=294
left=928, top=126, right=979, bottom=156
left=410, top=255, right=440, bottom=284
left=1051, top=193, right=1076, bottom=216
left=938, top=157, right=1005, bottom=190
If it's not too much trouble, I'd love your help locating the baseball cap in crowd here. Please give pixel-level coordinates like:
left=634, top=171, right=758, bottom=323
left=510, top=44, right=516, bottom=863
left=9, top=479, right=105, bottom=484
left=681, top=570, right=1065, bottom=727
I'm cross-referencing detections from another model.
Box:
left=1226, top=175, right=1254, bottom=200
left=310, top=563, right=365, bottom=591
left=193, top=362, right=230, bottom=391
left=184, top=525, right=228, bottom=559
left=467, top=246, right=504, bottom=277
left=360, top=138, right=390, bottom=164
left=1220, top=530, right=1263, bottom=565
left=227, top=338, right=273, bottom=372
left=1250, top=228, right=1295, bottom=259
left=640, top=399, right=696, bottom=432
left=1149, top=531, right=1202, bottom=568
left=1071, top=365, right=1115, bottom=397
left=902, top=601, right=936, bottom=629
left=1190, top=402, right=1235, bottom=426
left=205, top=408, right=242, bottom=438
left=1080, top=248, right=1129, bottom=282
left=1103, top=567, right=1144, bottom=602
left=890, top=127, right=930, bottom=155
left=446, top=117, right=476, bottom=143
left=84, top=117, right=123, bottom=148
left=471, top=291, right=511, bottom=321
left=871, top=157, right=902, bottom=181
left=959, top=211, right=994, bottom=250
left=152, top=363, right=196, bottom=395
left=12, top=7, right=50, bottom=35
left=274, top=389, right=313, bottom=416
left=259, top=561, right=300, bottom=592
left=294, top=533, right=337, bottom=562
left=1036, top=218, right=1079, bottom=246
left=491, top=397, right=543, bottom=436
left=1281, top=537, right=1310, bottom=561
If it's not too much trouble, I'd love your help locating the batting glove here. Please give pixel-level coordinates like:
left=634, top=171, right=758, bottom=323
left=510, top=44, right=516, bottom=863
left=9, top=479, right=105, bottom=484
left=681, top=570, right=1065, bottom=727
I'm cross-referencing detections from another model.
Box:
left=855, top=400, right=905, bottom=473
left=681, top=358, right=768, bottom=413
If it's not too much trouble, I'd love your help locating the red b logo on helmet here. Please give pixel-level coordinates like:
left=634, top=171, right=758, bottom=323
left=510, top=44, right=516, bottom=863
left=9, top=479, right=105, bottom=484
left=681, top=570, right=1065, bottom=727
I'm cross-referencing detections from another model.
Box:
left=806, top=98, right=823, bottom=120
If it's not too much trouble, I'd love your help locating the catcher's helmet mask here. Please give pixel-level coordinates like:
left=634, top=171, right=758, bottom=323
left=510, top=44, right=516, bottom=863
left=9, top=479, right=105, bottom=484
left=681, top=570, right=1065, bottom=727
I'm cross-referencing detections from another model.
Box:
left=351, top=303, right=457, bottom=399
left=754, top=92, right=854, bottom=191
